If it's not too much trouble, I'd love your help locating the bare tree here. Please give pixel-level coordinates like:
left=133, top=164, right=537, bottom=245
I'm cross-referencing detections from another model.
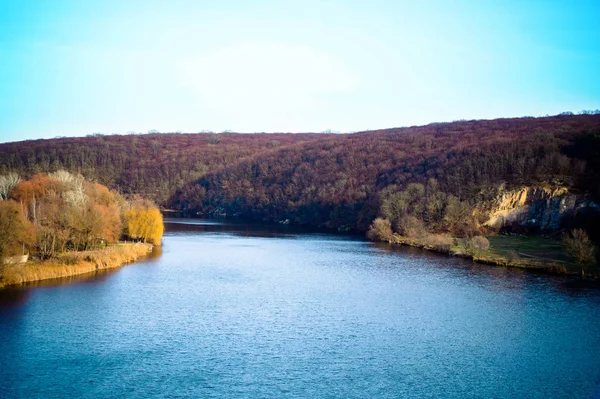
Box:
left=0, top=173, right=21, bottom=200
left=49, top=170, right=86, bottom=206
left=562, top=229, right=597, bottom=276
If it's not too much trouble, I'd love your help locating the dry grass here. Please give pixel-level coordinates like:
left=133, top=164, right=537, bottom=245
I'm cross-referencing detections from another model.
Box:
left=0, top=243, right=153, bottom=288
left=391, top=233, right=454, bottom=254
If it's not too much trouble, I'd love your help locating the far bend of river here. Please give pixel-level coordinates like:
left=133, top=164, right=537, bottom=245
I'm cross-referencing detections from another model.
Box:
left=1, top=219, right=600, bottom=399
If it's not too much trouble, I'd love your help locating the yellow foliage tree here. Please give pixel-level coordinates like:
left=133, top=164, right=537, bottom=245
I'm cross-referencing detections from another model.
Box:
left=124, top=201, right=164, bottom=245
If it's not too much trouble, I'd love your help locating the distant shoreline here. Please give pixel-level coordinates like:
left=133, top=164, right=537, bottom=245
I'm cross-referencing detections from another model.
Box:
left=0, top=243, right=153, bottom=289
left=382, top=235, right=598, bottom=279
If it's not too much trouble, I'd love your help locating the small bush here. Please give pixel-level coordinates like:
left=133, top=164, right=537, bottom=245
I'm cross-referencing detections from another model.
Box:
left=466, top=236, right=490, bottom=257
left=506, top=250, right=520, bottom=262
left=423, top=234, right=453, bottom=252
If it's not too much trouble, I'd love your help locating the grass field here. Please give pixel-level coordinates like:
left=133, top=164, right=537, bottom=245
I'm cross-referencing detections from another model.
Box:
left=486, top=235, right=598, bottom=275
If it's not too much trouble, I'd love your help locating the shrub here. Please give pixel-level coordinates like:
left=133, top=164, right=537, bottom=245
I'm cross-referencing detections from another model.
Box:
left=423, top=234, right=453, bottom=252
left=367, top=218, right=393, bottom=242
left=466, top=236, right=490, bottom=257
left=506, top=250, right=520, bottom=262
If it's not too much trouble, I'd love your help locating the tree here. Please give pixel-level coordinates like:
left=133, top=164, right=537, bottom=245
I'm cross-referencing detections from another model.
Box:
left=395, top=215, right=426, bottom=239
left=50, top=170, right=86, bottom=206
left=562, top=229, right=596, bottom=275
left=0, top=200, right=35, bottom=264
left=11, top=174, right=61, bottom=222
left=367, top=218, right=393, bottom=242
left=0, top=173, right=21, bottom=200
left=443, top=196, right=474, bottom=237
left=63, top=182, right=123, bottom=250
left=123, top=199, right=164, bottom=244
left=84, top=182, right=122, bottom=243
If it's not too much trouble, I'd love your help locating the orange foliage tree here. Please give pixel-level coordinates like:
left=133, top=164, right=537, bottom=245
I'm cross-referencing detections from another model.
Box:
left=11, top=174, right=62, bottom=222
left=0, top=200, right=35, bottom=262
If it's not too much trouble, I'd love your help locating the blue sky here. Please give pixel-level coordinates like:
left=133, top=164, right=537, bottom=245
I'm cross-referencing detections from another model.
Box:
left=0, top=0, right=599, bottom=142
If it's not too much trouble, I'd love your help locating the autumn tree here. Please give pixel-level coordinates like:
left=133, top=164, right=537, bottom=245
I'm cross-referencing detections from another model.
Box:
left=0, top=200, right=35, bottom=264
left=84, top=182, right=123, bottom=243
left=123, top=199, right=164, bottom=244
left=11, top=174, right=62, bottom=222
left=35, top=190, right=70, bottom=258
left=395, top=215, right=426, bottom=239
left=366, top=218, right=393, bottom=242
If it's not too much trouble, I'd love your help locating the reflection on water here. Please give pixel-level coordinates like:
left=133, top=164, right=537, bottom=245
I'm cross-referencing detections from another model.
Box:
left=0, top=287, right=30, bottom=310
left=163, top=217, right=348, bottom=240
left=0, top=245, right=165, bottom=307
left=0, top=218, right=599, bottom=399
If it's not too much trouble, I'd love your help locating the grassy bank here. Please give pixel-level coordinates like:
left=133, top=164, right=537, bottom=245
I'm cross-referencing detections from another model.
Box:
left=388, top=233, right=597, bottom=278
left=0, top=243, right=153, bottom=289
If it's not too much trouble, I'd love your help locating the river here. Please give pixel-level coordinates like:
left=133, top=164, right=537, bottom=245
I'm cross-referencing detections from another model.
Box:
left=1, top=219, right=599, bottom=398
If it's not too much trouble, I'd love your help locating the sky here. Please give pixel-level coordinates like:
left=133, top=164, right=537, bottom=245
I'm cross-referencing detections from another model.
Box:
left=0, top=0, right=599, bottom=142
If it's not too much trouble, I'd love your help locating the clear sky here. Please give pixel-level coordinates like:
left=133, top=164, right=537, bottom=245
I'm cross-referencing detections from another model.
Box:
left=0, top=0, right=599, bottom=142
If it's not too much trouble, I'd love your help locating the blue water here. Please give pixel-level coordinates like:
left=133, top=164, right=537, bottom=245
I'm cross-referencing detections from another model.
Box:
left=1, top=219, right=599, bottom=398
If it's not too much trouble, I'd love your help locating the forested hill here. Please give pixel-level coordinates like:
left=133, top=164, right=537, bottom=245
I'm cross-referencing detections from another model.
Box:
left=0, top=133, right=331, bottom=205
left=2, top=114, right=600, bottom=232
left=172, top=114, right=600, bottom=230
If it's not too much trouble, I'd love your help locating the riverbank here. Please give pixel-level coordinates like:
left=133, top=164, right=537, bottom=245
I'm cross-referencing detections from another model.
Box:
left=0, top=243, right=153, bottom=289
left=387, top=234, right=598, bottom=278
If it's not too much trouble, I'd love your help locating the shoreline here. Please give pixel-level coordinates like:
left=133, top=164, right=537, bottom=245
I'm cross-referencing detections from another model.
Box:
left=0, top=243, right=154, bottom=289
left=385, top=235, right=598, bottom=279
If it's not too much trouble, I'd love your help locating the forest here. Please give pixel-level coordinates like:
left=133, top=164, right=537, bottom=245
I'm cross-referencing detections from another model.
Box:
left=0, top=171, right=163, bottom=263
left=0, top=133, right=328, bottom=205
left=1, top=113, right=600, bottom=243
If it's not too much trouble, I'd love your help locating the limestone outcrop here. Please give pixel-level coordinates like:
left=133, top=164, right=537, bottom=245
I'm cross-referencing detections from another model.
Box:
left=482, top=186, right=597, bottom=231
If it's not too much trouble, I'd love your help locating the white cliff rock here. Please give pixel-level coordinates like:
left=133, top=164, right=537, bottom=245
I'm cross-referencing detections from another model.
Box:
left=482, top=186, right=596, bottom=231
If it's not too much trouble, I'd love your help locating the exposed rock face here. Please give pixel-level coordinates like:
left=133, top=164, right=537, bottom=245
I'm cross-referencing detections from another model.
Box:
left=483, top=186, right=597, bottom=231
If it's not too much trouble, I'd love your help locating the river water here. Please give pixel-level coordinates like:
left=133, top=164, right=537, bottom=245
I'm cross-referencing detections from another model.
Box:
left=1, top=219, right=599, bottom=398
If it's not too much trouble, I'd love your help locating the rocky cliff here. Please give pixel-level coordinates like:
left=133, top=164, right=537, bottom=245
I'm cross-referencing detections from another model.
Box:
left=482, top=186, right=597, bottom=231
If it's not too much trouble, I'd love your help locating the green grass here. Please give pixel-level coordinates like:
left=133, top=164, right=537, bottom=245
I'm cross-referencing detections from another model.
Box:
left=487, top=234, right=598, bottom=275
left=488, top=235, right=572, bottom=262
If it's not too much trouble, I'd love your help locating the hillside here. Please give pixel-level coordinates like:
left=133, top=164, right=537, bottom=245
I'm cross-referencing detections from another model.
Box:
left=2, top=114, right=600, bottom=237
left=172, top=114, right=600, bottom=233
left=0, top=132, right=331, bottom=205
